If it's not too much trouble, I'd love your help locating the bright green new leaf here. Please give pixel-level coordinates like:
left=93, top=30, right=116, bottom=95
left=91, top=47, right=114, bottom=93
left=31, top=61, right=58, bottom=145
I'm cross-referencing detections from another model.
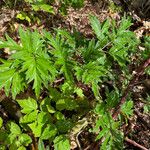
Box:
left=54, top=111, right=65, bottom=120
left=20, top=110, right=38, bottom=123
left=28, top=122, right=43, bottom=137
left=17, top=146, right=26, bottom=150
left=0, top=117, right=3, bottom=129
left=8, top=122, right=21, bottom=135
left=46, top=105, right=56, bottom=113
left=18, top=133, right=32, bottom=146
left=54, top=135, right=70, bottom=150
left=28, top=112, right=49, bottom=137
left=40, top=124, right=57, bottom=140
left=16, top=12, right=31, bottom=23
left=17, top=98, right=38, bottom=114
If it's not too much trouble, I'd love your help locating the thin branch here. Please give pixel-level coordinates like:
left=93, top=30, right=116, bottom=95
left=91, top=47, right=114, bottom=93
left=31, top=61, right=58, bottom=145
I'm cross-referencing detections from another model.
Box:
left=125, top=137, right=148, bottom=150
left=112, top=57, right=150, bottom=119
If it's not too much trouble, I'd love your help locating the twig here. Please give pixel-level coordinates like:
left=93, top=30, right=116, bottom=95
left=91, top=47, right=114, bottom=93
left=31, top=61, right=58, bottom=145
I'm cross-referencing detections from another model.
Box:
left=112, top=57, right=150, bottom=119
left=125, top=137, right=148, bottom=150
left=76, top=130, right=83, bottom=150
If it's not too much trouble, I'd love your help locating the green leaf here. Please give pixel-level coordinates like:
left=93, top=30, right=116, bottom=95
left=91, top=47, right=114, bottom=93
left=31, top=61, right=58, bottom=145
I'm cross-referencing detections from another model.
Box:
left=28, top=122, right=42, bottom=137
left=0, top=34, right=22, bottom=51
left=20, top=110, right=38, bottom=123
left=56, top=99, right=78, bottom=111
left=54, top=135, right=70, bottom=150
left=0, top=130, right=8, bottom=143
left=118, top=17, right=132, bottom=33
left=89, top=16, right=109, bottom=47
left=38, top=139, right=45, bottom=150
left=121, top=100, right=133, bottom=117
left=96, top=128, right=109, bottom=140
left=32, top=4, right=54, bottom=13
left=46, top=105, right=56, bottom=113
left=74, top=87, right=84, bottom=98
left=56, top=120, right=73, bottom=133
left=28, top=112, right=49, bottom=137
left=17, top=98, right=38, bottom=114
left=18, top=134, right=32, bottom=146
left=17, top=146, right=26, bottom=150
left=8, top=122, right=21, bottom=135
left=16, top=12, right=31, bottom=23
left=54, top=111, right=65, bottom=120
left=0, top=117, right=3, bottom=129
left=40, top=124, right=57, bottom=140
left=0, top=69, right=15, bottom=96
left=11, top=72, right=26, bottom=99
left=89, top=15, right=101, bottom=39
left=45, top=31, right=74, bottom=82
left=22, top=55, right=56, bottom=97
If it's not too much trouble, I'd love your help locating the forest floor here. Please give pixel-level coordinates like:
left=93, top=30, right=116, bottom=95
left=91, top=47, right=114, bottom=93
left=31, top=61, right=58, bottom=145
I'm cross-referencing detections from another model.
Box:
left=0, top=0, right=150, bottom=149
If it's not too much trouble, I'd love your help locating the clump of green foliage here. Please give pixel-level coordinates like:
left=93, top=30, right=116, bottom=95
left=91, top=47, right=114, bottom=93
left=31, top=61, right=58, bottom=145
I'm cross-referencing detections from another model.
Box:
left=0, top=15, right=149, bottom=149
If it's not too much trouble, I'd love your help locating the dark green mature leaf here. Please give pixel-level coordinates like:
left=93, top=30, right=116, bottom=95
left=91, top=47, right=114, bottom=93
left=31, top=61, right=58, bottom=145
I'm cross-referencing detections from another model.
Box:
left=0, top=27, right=57, bottom=97
left=45, top=31, right=75, bottom=83
left=89, top=15, right=110, bottom=47
left=56, top=98, right=78, bottom=111
left=56, top=119, right=73, bottom=133
left=0, top=59, right=26, bottom=98
left=75, top=60, right=108, bottom=98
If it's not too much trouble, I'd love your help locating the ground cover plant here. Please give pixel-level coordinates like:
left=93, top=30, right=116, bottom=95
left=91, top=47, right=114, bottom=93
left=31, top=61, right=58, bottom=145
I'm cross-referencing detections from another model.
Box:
left=0, top=1, right=150, bottom=149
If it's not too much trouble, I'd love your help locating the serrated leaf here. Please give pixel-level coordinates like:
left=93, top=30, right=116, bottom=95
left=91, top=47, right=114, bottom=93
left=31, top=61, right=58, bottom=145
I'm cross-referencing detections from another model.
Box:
left=56, top=99, right=78, bottom=111
left=40, top=124, right=57, bottom=140
left=96, top=128, right=108, bottom=140
left=28, top=122, right=42, bottom=137
left=54, top=135, right=70, bottom=150
left=8, top=122, right=21, bottom=135
left=118, top=17, right=132, bottom=33
left=28, top=112, right=49, bottom=137
left=121, top=100, right=133, bottom=117
left=0, top=34, right=22, bottom=51
left=18, top=133, right=32, bottom=146
left=20, top=110, right=38, bottom=123
left=56, top=120, right=73, bottom=133
left=17, top=146, right=26, bottom=150
left=0, top=69, right=15, bottom=96
left=89, top=15, right=101, bottom=38
left=11, top=72, right=26, bottom=99
left=17, top=98, right=38, bottom=114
